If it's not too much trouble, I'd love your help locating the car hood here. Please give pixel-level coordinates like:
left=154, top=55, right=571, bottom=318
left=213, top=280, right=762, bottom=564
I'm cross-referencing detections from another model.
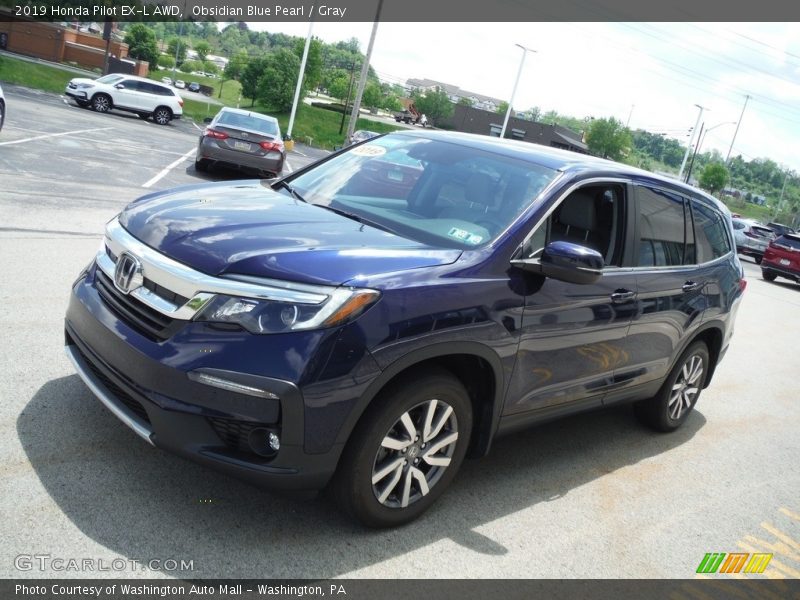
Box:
left=118, top=181, right=461, bottom=286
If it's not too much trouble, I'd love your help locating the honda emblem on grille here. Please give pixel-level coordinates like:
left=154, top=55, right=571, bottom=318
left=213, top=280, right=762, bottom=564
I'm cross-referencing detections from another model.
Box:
left=114, top=252, right=144, bottom=294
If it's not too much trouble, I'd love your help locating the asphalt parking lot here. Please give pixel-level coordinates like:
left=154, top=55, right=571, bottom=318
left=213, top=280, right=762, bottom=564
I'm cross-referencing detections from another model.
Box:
left=0, top=87, right=798, bottom=580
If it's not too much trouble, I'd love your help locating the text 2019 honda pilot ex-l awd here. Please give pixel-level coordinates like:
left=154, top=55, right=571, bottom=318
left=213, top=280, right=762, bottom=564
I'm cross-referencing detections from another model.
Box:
left=65, top=131, right=744, bottom=527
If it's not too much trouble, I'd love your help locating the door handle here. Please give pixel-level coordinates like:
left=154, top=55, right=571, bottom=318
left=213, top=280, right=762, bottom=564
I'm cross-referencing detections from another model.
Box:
left=610, top=289, right=635, bottom=304
left=682, top=281, right=701, bottom=292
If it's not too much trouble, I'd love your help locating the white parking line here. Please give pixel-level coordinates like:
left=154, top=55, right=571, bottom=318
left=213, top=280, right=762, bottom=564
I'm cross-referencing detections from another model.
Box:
left=191, top=122, right=203, bottom=132
left=284, top=159, right=293, bottom=173
left=0, top=126, right=114, bottom=146
left=142, top=148, right=196, bottom=188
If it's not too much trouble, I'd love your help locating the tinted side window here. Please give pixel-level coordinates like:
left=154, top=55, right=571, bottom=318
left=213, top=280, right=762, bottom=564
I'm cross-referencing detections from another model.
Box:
left=692, top=200, right=731, bottom=262
left=637, top=186, right=686, bottom=267
left=120, top=80, right=139, bottom=91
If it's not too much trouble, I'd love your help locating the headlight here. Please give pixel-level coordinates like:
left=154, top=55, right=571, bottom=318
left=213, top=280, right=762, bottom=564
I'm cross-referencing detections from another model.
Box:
left=76, top=83, right=94, bottom=89
left=194, top=288, right=380, bottom=334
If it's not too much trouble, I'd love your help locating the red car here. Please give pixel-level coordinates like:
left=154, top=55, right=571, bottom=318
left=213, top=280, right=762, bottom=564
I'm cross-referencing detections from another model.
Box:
left=762, top=232, right=800, bottom=285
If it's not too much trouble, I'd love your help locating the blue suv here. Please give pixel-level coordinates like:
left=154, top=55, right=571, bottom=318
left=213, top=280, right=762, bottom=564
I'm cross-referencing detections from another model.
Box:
left=65, top=131, right=744, bottom=527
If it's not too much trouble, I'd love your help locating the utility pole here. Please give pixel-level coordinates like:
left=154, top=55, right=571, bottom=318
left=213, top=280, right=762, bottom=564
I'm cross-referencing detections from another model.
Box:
left=679, top=104, right=706, bottom=180
left=345, top=0, right=384, bottom=144
left=726, top=94, right=750, bottom=164
left=685, top=122, right=704, bottom=183
left=339, top=60, right=357, bottom=136
left=626, top=104, right=634, bottom=128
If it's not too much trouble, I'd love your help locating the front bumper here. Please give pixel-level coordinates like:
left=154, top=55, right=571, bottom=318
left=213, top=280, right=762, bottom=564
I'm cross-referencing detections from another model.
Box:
left=65, top=272, right=343, bottom=492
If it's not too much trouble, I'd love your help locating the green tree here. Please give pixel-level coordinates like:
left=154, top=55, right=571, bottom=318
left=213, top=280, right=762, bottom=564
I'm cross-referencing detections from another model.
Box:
left=294, top=38, right=324, bottom=92
left=457, top=97, right=474, bottom=107
left=224, top=50, right=249, bottom=82
left=157, top=55, right=175, bottom=69
left=193, top=41, right=211, bottom=62
left=179, top=60, right=201, bottom=74
left=123, top=24, right=159, bottom=69
left=257, top=49, right=302, bottom=111
left=202, top=60, right=220, bottom=75
left=495, top=101, right=509, bottom=115
left=585, top=117, right=632, bottom=160
left=327, top=73, right=351, bottom=103
left=361, top=82, right=382, bottom=109
left=241, top=57, right=268, bottom=105
left=167, top=37, right=187, bottom=64
left=412, top=89, right=453, bottom=125
left=699, top=162, right=729, bottom=195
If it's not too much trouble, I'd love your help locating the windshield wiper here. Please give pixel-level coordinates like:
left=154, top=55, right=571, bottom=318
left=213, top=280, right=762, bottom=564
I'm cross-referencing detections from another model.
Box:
left=275, top=180, right=307, bottom=203
left=314, top=204, right=401, bottom=236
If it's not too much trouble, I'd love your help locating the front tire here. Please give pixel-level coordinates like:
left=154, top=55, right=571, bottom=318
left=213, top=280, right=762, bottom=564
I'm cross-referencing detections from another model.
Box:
left=635, top=341, right=709, bottom=432
left=91, top=93, right=111, bottom=113
left=332, top=368, right=472, bottom=528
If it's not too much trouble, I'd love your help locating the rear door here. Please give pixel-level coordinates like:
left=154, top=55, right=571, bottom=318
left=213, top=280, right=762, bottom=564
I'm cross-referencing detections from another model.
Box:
left=615, top=185, right=706, bottom=392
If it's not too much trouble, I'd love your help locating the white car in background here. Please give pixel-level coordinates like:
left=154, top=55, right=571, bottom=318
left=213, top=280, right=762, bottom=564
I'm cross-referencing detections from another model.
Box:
left=64, top=74, right=183, bottom=125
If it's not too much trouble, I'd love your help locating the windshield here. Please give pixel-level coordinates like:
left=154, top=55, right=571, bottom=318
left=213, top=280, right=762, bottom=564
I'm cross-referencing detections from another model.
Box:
left=95, top=74, right=124, bottom=85
left=286, top=135, right=558, bottom=249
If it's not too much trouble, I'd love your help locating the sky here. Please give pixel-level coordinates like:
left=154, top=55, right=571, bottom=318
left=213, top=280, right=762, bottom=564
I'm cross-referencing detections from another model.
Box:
left=247, top=22, right=800, bottom=173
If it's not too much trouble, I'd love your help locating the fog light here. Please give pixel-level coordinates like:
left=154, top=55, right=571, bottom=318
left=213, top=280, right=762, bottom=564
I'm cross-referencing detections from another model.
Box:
left=268, top=432, right=281, bottom=451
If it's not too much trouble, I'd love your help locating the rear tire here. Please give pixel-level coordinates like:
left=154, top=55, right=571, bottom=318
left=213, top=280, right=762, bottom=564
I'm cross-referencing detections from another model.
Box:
left=91, top=93, right=111, bottom=113
left=194, top=159, right=209, bottom=172
left=754, top=255, right=763, bottom=265
left=0, top=100, right=4, bottom=132
left=332, top=368, right=472, bottom=528
left=635, top=341, right=709, bottom=433
left=762, top=270, right=777, bottom=282
left=153, top=106, right=172, bottom=125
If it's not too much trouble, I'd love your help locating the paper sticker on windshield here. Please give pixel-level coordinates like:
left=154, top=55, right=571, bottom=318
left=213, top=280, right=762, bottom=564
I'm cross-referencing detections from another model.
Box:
left=350, top=145, right=386, bottom=157
left=448, top=227, right=483, bottom=245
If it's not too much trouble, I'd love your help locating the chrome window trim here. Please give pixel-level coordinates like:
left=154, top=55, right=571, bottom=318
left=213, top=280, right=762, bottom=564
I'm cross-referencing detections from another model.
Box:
left=99, top=218, right=336, bottom=320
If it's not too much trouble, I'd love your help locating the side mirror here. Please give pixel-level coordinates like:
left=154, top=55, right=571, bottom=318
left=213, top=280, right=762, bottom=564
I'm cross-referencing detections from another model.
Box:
left=114, top=83, right=125, bottom=89
left=203, top=117, right=213, bottom=124
left=511, top=241, right=603, bottom=285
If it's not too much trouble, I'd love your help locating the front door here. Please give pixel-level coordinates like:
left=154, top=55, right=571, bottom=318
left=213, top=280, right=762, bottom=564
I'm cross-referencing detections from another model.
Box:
left=506, top=181, right=639, bottom=415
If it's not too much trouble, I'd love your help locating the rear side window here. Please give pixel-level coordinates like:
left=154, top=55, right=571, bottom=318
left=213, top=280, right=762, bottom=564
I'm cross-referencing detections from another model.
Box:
left=637, top=186, right=687, bottom=267
left=691, top=200, right=731, bottom=262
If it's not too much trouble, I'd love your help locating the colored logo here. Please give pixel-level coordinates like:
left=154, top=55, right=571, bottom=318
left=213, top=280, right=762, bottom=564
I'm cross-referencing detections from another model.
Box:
left=696, top=552, right=772, bottom=574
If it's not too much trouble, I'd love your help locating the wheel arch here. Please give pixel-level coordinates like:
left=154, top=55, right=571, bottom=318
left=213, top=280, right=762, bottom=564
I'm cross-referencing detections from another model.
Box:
left=91, top=91, right=113, bottom=107
left=675, top=323, right=725, bottom=389
left=335, top=342, right=506, bottom=459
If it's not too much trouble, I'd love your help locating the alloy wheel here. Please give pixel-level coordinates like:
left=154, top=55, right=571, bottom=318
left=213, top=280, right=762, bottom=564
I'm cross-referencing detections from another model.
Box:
left=154, top=109, right=170, bottom=125
left=93, top=95, right=109, bottom=112
left=668, top=354, right=704, bottom=420
left=371, top=399, right=459, bottom=509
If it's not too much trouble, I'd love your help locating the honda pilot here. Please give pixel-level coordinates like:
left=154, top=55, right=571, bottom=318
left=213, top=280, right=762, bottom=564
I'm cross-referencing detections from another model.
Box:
left=65, top=131, right=744, bottom=527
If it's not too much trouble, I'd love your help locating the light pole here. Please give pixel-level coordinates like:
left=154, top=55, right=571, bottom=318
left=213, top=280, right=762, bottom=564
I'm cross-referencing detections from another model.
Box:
left=500, top=44, right=535, bottom=139
left=679, top=104, right=707, bottom=180
left=685, top=121, right=737, bottom=183
left=287, top=20, right=314, bottom=142
left=726, top=94, right=750, bottom=164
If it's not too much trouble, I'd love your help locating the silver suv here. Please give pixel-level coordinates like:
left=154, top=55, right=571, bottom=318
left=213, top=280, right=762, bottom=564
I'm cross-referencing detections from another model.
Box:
left=65, top=74, right=183, bottom=125
left=732, top=218, right=775, bottom=264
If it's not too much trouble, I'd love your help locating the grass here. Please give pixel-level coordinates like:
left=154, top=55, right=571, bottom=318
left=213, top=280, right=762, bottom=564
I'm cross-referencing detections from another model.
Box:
left=0, top=55, right=77, bottom=93
left=147, top=70, right=243, bottom=107
left=255, top=102, right=402, bottom=150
